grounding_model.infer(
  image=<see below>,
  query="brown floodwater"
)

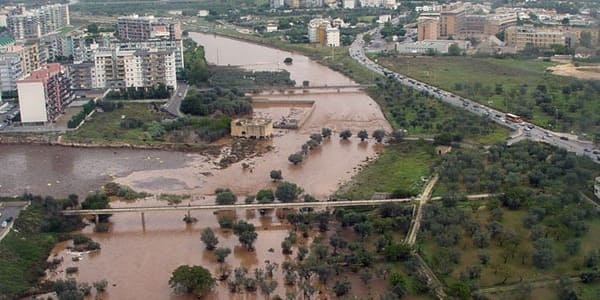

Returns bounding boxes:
[42,33,392,299]
[0,144,191,197]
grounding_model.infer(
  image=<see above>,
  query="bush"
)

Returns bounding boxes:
[256,189,275,204]
[215,188,237,205]
[93,223,110,233]
[67,100,95,128]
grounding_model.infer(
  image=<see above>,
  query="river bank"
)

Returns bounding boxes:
[3,31,394,299]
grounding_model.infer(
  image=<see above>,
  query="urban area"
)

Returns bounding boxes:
[0,0,600,299]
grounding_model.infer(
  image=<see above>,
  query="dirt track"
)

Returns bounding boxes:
[547,63,600,80]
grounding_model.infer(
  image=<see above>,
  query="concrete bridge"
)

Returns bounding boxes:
[61,193,497,227]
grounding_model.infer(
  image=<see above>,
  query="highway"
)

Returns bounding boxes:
[349,27,600,163]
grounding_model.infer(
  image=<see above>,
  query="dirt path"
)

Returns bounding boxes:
[547,63,600,80]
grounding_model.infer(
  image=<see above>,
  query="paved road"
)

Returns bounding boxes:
[0,203,27,242]
[164,82,189,117]
[349,29,600,163]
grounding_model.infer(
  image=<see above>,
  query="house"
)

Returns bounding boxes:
[231,118,273,139]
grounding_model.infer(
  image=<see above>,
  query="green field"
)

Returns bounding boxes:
[0,207,59,298]
[335,141,436,200]
[375,55,600,139]
[65,103,170,144]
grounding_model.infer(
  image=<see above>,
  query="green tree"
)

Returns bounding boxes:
[321,127,332,138]
[372,129,385,142]
[169,265,215,297]
[310,133,323,144]
[339,129,352,140]
[233,221,258,250]
[214,247,231,263]
[270,170,283,181]
[200,228,219,250]
[357,130,369,141]
[256,189,275,204]
[275,181,302,202]
[81,192,109,210]
[215,188,237,205]
[333,280,351,296]
[288,153,303,165]
[448,43,461,56]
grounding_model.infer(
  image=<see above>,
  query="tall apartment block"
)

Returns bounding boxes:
[117,15,181,41]
[7,4,70,40]
[17,63,72,123]
[91,48,177,90]
[0,43,41,93]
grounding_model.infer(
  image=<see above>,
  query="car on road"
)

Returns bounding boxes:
[560,136,569,141]
[177,92,183,97]
[1,221,7,228]
[584,148,591,152]
[593,150,600,155]
[546,132,553,137]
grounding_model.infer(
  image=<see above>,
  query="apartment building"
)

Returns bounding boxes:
[117,15,181,41]
[270,0,285,8]
[91,48,177,90]
[505,26,566,50]
[0,52,21,92]
[308,18,340,47]
[17,63,72,123]
[417,18,439,41]
[595,177,600,200]
[109,38,184,72]
[326,27,340,47]
[440,3,466,38]
[7,4,70,40]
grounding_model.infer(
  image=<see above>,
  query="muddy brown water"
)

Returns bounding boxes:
[35,33,392,299]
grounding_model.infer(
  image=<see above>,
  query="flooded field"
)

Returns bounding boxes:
[36,33,392,299]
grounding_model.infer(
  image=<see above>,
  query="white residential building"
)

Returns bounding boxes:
[343,0,355,9]
[360,0,384,7]
[7,4,70,40]
[91,48,177,90]
[270,0,285,8]
[326,27,340,47]
[0,52,22,92]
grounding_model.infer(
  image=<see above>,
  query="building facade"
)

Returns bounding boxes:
[7,4,70,40]
[505,26,566,50]
[0,52,22,92]
[595,177,600,200]
[91,48,177,90]
[231,118,273,139]
[418,18,439,41]
[440,3,466,38]
[17,63,72,123]
[117,15,181,41]
[308,18,340,47]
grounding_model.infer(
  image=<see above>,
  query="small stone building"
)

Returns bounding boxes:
[231,118,273,139]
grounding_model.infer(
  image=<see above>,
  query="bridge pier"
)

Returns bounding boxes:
[94,214,99,224]
[141,212,146,228]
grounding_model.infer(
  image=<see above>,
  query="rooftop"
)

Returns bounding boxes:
[233,118,272,127]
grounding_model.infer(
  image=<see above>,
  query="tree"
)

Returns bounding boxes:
[321,127,332,138]
[200,228,219,250]
[330,234,347,255]
[333,280,351,296]
[339,129,352,140]
[275,181,302,202]
[309,133,323,144]
[93,279,108,293]
[359,268,372,284]
[87,23,99,34]
[169,265,215,298]
[270,170,283,181]
[81,192,109,210]
[448,43,461,56]
[214,247,231,263]
[259,280,278,298]
[288,153,303,165]
[372,129,385,143]
[532,238,554,269]
[233,221,258,250]
[281,239,293,254]
[557,276,578,300]
[357,130,369,141]
[215,188,237,205]
[256,189,275,204]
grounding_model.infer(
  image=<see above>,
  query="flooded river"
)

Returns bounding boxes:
[35,33,391,298]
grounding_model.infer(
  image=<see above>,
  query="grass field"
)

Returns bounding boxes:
[65,103,169,144]
[375,55,600,138]
[0,207,58,298]
[335,141,436,200]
